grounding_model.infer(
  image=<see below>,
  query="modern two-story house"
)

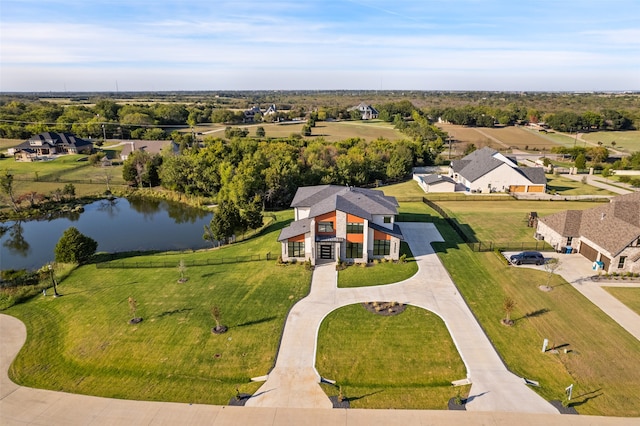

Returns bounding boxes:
[536,192,640,273]
[12,132,93,161]
[278,185,403,265]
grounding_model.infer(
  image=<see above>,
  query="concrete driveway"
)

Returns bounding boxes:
[247,223,558,413]
[506,252,640,341]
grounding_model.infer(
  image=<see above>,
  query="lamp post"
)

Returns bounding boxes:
[48,264,60,297]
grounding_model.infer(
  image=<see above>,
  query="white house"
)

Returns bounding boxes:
[348,102,379,120]
[278,185,403,265]
[449,147,546,193]
[120,140,178,161]
[414,174,459,193]
[536,192,640,274]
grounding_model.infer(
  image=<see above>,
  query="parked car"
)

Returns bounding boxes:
[510,251,545,265]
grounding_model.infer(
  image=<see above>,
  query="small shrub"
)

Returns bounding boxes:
[399,253,407,263]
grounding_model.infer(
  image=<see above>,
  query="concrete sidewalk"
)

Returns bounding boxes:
[248,223,558,414]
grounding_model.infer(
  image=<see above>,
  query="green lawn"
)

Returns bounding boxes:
[316,304,468,409]
[581,130,640,153]
[338,243,417,288]
[429,208,640,416]
[435,199,605,243]
[375,179,426,200]
[5,212,311,405]
[545,175,616,196]
[604,287,640,316]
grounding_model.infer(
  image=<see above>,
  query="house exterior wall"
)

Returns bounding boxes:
[612,246,640,274]
[296,207,310,220]
[536,221,566,251]
[472,164,533,193]
[370,214,394,229]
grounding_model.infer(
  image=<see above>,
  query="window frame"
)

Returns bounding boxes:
[618,256,626,269]
[346,242,363,258]
[373,239,391,256]
[318,221,334,233]
[288,241,305,257]
[346,222,364,234]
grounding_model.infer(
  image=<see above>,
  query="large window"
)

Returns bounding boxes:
[318,221,334,233]
[373,239,390,256]
[346,222,364,234]
[288,241,305,257]
[346,242,363,258]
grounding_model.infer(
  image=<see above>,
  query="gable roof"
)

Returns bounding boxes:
[540,192,640,256]
[451,146,545,185]
[18,132,93,150]
[291,185,398,221]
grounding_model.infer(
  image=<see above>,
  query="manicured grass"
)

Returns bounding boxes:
[545,175,616,196]
[316,304,468,409]
[375,179,426,200]
[604,287,640,316]
[428,206,640,416]
[435,199,605,243]
[581,130,640,153]
[5,214,311,405]
[337,243,417,288]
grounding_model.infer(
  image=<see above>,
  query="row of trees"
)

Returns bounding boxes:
[121,133,445,210]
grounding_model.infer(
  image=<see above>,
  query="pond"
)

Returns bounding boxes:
[0,198,213,271]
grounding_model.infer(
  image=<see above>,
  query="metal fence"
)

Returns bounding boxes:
[467,241,553,252]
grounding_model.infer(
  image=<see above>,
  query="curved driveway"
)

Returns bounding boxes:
[247,222,558,413]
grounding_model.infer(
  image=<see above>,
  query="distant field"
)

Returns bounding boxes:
[0,138,24,151]
[191,120,404,142]
[437,124,560,152]
[581,130,640,153]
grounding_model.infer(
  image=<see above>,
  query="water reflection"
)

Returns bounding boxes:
[0,198,213,271]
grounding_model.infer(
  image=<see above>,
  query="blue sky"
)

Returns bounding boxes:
[1,0,639,92]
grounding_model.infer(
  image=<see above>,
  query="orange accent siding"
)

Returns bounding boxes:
[347,234,363,243]
[346,214,364,223]
[527,186,545,193]
[289,234,305,243]
[510,185,526,192]
[316,211,336,234]
[374,230,391,240]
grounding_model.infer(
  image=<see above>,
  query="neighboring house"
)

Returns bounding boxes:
[536,192,640,273]
[414,173,459,193]
[263,104,278,116]
[12,132,93,161]
[348,102,379,120]
[278,185,403,265]
[449,147,546,193]
[243,106,262,122]
[120,140,178,161]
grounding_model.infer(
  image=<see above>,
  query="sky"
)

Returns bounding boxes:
[1,0,639,92]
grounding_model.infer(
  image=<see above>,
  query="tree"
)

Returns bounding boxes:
[574,153,587,170]
[54,227,98,264]
[242,195,264,230]
[204,202,242,245]
[255,126,265,138]
[0,170,18,212]
[544,258,560,288]
[63,183,76,199]
[128,297,142,323]
[177,259,188,283]
[211,305,227,334]
[502,297,516,326]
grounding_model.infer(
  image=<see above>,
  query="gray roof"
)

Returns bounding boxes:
[420,174,456,185]
[18,132,93,150]
[278,218,312,241]
[450,147,504,182]
[518,167,546,184]
[539,192,640,256]
[451,146,545,185]
[120,140,176,157]
[369,221,405,240]
[291,185,398,221]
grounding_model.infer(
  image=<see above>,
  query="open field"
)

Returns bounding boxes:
[581,130,640,153]
[316,304,467,409]
[604,287,640,316]
[436,123,560,152]
[0,138,24,150]
[4,212,312,405]
[425,203,640,416]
